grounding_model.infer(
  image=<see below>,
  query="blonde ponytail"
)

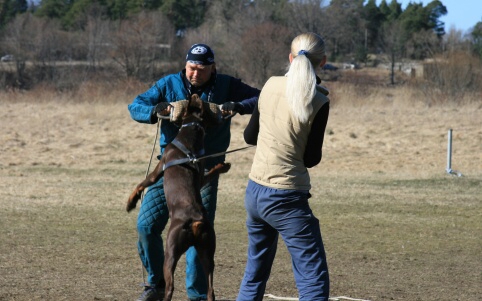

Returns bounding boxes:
[286,33,326,123]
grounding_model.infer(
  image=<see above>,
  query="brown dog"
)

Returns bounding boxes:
[127,94,230,301]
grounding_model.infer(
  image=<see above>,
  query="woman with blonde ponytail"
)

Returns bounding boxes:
[286,33,327,122]
[237,32,330,301]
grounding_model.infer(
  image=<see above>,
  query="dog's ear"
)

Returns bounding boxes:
[185,94,203,117]
[190,94,203,110]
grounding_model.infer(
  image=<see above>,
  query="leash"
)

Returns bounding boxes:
[137,118,161,287]
[162,144,255,172]
[160,121,255,172]
[145,120,161,179]
[196,145,254,161]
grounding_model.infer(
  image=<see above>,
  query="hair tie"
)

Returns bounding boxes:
[298,50,309,56]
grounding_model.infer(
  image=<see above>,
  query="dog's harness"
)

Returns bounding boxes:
[161,121,254,173]
[162,121,205,173]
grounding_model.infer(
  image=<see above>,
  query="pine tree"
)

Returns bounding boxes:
[472,21,482,59]
[0,0,28,27]
[35,0,70,19]
[363,0,384,51]
[161,0,207,31]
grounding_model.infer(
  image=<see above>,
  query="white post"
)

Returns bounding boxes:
[446,129,452,173]
[446,129,462,177]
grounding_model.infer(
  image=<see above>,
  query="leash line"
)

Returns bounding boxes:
[161,145,255,174]
[196,145,255,161]
[137,118,161,287]
[145,120,161,179]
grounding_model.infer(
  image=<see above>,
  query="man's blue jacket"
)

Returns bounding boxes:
[128,70,260,168]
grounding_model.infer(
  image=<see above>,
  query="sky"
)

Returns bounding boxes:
[382,0,482,33]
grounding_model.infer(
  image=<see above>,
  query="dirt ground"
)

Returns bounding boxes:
[0,90,481,301]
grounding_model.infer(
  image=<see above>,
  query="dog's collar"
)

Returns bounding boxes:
[180,121,202,129]
[171,139,205,159]
[162,138,205,172]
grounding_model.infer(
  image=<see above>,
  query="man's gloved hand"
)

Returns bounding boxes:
[154,102,171,118]
[169,100,189,123]
[221,102,243,115]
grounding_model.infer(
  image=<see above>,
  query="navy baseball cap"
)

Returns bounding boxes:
[186,43,215,65]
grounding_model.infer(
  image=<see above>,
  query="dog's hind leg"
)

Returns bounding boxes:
[163,222,189,301]
[194,228,216,301]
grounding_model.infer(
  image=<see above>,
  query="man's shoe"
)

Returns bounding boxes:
[137,286,161,301]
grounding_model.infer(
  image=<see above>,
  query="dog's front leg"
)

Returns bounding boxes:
[202,162,231,187]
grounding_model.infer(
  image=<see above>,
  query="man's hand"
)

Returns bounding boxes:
[154,102,171,118]
[221,102,243,116]
[169,100,189,123]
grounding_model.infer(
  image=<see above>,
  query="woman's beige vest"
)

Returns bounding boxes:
[249,76,329,190]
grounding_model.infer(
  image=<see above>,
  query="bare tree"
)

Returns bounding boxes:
[287,0,329,35]
[109,11,174,79]
[240,22,292,87]
[324,0,365,61]
[181,0,284,83]
[379,20,404,85]
[2,13,38,88]
[421,51,482,104]
[84,3,109,70]
[443,26,471,54]
[2,13,97,90]
[405,29,442,60]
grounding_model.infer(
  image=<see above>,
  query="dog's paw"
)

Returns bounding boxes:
[214,162,231,174]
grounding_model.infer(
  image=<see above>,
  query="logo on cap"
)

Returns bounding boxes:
[191,46,208,55]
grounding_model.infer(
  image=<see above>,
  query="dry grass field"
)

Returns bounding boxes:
[0,77,481,301]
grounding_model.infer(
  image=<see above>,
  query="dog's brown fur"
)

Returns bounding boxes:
[126,94,230,301]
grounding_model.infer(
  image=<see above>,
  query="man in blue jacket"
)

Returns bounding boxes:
[128,43,260,301]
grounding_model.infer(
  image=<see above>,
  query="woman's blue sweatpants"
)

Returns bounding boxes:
[237,180,330,301]
[136,174,218,301]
